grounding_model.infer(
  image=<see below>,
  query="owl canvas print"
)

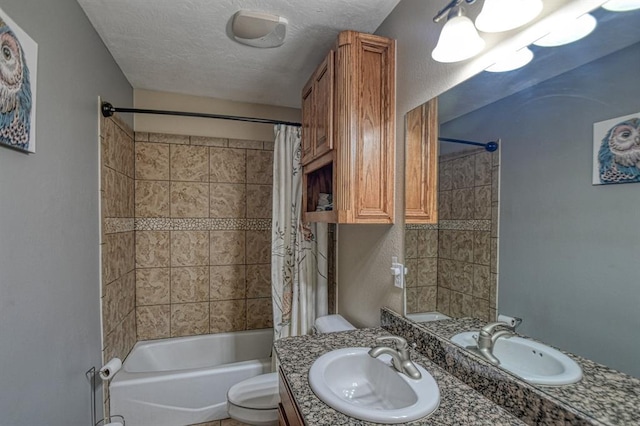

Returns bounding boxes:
[0,7,37,154]
[593,112,640,185]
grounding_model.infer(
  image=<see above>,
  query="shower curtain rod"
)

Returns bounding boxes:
[101,102,302,127]
[439,137,499,152]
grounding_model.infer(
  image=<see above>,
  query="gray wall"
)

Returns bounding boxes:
[0,1,132,424]
[441,42,640,377]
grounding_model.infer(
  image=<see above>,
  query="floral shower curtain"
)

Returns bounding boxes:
[271,124,328,340]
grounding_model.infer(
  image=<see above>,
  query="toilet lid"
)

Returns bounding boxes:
[227,372,280,410]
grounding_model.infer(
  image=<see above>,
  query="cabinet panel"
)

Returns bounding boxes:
[301,82,314,165]
[279,370,304,426]
[405,99,438,223]
[313,51,334,159]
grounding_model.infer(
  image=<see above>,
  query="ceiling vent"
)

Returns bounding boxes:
[231,10,288,48]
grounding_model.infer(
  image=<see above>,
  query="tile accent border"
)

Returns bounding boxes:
[135,218,271,231]
[104,218,135,234]
[406,219,491,231]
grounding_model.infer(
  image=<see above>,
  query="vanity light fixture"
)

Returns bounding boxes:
[533,13,597,47]
[485,47,534,72]
[475,0,543,33]
[601,0,640,11]
[432,3,485,63]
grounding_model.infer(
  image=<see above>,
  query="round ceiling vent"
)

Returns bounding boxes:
[231,10,288,48]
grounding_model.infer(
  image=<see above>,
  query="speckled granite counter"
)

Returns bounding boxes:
[381,309,640,426]
[274,327,526,426]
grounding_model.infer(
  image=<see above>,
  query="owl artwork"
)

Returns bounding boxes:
[0,16,32,151]
[597,118,640,184]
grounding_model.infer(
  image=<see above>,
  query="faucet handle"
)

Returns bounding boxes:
[375,335,409,350]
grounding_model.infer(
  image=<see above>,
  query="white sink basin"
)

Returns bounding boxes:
[308,347,439,423]
[451,331,582,386]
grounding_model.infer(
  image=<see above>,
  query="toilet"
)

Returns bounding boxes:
[227,314,356,426]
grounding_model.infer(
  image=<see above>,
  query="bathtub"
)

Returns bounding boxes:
[110,328,273,426]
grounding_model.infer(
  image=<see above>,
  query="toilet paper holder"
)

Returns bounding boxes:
[86,366,126,426]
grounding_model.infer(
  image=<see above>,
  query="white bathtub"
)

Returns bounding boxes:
[110,328,273,426]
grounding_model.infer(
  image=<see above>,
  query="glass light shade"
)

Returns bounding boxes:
[432,15,486,63]
[602,0,640,11]
[485,47,534,72]
[533,13,597,47]
[475,0,543,33]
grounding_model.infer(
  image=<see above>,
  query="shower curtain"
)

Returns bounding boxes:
[271,124,328,340]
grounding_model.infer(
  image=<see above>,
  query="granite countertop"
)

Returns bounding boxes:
[273,327,526,426]
[414,317,640,426]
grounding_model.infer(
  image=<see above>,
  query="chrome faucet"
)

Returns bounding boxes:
[476,321,516,365]
[368,336,422,380]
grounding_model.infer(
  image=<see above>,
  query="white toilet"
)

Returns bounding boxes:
[226,314,356,426]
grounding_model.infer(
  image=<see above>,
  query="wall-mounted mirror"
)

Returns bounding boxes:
[403,5,640,380]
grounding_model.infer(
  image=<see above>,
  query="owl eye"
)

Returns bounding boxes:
[619,130,631,139]
[2,45,12,61]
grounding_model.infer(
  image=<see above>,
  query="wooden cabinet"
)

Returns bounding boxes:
[405,99,438,224]
[302,31,395,224]
[278,369,304,426]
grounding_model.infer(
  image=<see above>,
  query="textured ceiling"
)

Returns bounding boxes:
[77,0,401,108]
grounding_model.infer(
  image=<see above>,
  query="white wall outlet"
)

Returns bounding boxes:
[390,256,404,288]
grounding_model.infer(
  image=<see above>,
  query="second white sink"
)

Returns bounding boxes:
[451,331,582,386]
[308,347,439,423]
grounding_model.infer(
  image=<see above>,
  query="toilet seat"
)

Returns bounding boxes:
[227,372,279,426]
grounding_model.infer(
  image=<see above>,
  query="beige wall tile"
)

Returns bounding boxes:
[135,142,170,181]
[122,310,137,357]
[451,261,473,295]
[439,160,452,191]
[473,231,491,266]
[491,205,499,238]
[135,132,149,142]
[210,265,246,300]
[246,150,273,184]
[491,166,500,203]
[171,145,209,182]
[405,230,418,259]
[171,182,210,218]
[125,176,135,218]
[246,185,272,219]
[451,231,473,263]
[491,237,498,274]
[102,232,135,285]
[436,287,450,316]
[417,258,437,287]
[451,188,474,220]
[451,155,475,189]
[210,300,246,333]
[135,180,170,217]
[418,229,438,258]
[490,273,498,308]
[102,166,118,218]
[103,278,121,335]
[438,190,452,220]
[450,291,464,317]
[137,305,170,340]
[210,148,246,183]
[416,286,437,312]
[136,231,170,268]
[474,185,491,220]
[120,270,136,320]
[438,230,452,259]
[171,267,210,303]
[136,268,170,306]
[229,139,263,150]
[210,231,245,265]
[262,141,274,151]
[473,265,490,300]
[246,298,273,330]
[149,132,189,144]
[473,297,490,321]
[405,288,418,313]
[171,302,210,337]
[405,259,417,288]
[210,183,246,218]
[171,231,210,266]
[437,259,453,289]
[246,264,270,298]
[474,151,492,186]
[246,231,271,264]
[190,136,228,147]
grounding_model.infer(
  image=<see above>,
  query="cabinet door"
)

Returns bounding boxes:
[405,99,438,223]
[313,51,334,159]
[301,80,315,165]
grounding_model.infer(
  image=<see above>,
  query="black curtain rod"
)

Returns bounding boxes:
[101,102,302,127]
[439,137,499,152]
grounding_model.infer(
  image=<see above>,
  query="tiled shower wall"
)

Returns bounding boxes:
[405,148,500,321]
[133,133,275,339]
[100,115,137,364]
